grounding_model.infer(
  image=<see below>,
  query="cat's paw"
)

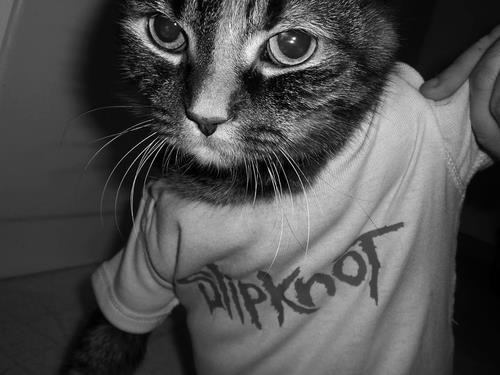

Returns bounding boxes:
[62,310,150,375]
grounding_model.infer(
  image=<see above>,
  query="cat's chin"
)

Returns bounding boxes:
[182,134,239,169]
[190,144,233,168]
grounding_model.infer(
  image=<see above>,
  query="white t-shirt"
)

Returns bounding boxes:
[92,63,492,375]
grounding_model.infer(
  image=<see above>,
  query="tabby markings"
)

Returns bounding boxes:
[178,222,404,329]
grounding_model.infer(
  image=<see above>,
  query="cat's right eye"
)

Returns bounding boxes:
[147,14,187,52]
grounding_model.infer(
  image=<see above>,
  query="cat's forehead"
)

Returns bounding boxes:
[135,0,342,29]
[179,0,283,28]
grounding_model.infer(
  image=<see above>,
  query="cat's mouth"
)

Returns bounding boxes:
[182,118,242,167]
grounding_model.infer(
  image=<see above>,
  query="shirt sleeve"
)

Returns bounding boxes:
[92,187,180,334]
[429,80,493,189]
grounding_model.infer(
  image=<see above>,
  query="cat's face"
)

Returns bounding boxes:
[121,0,396,199]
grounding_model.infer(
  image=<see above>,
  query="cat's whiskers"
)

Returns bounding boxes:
[73,105,152,122]
[85,119,155,171]
[128,137,167,223]
[99,131,159,229]
[91,121,153,143]
[273,154,296,252]
[71,120,154,223]
[114,136,162,230]
[229,164,238,196]
[279,142,324,215]
[174,146,182,169]
[142,137,168,196]
[242,157,251,201]
[271,150,295,211]
[180,153,197,177]
[276,147,311,258]
[62,104,154,146]
[270,150,307,251]
[162,144,178,173]
[250,157,260,206]
[263,155,285,270]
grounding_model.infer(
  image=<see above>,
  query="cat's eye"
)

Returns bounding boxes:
[148,14,187,52]
[267,30,317,66]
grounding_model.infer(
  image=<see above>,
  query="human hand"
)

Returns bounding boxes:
[420,25,500,160]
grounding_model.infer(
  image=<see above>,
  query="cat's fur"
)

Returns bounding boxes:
[64,0,397,373]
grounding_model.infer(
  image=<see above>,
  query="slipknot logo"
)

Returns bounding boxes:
[178,223,404,329]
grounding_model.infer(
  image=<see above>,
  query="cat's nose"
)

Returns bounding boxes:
[186,109,228,137]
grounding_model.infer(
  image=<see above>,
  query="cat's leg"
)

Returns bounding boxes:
[62,309,150,375]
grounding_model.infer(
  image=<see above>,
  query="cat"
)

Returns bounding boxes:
[64,0,403,374]
[115,0,397,205]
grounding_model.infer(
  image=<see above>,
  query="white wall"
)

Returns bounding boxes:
[0,0,132,277]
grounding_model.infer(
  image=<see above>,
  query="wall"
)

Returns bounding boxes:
[0,1,16,52]
[0,0,135,278]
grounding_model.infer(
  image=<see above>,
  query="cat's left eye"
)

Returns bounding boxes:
[267,30,317,67]
[148,14,187,52]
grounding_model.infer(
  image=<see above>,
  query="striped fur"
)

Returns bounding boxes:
[120,0,397,205]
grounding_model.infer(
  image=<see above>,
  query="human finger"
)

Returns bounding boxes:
[490,60,500,125]
[469,37,500,159]
[420,24,500,101]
